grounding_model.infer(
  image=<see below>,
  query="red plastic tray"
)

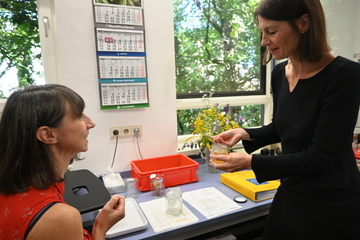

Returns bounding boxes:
[131,154,199,191]
[354,148,360,159]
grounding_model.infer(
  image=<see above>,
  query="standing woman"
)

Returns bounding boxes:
[210,0,360,239]
[0,84,125,240]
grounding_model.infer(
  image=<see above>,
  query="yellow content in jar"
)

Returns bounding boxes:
[211,143,229,164]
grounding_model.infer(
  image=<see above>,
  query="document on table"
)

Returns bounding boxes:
[182,187,242,219]
[139,198,199,233]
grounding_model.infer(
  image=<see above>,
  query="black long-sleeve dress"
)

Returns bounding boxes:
[243,56,360,240]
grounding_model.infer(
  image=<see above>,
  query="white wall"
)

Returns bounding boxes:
[37,0,177,176]
[321,0,360,126]
[358,2,360,55]
[322,0,360,60]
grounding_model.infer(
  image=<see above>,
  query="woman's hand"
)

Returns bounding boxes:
[92,195,126,240]
[212,128,251,147]
[209,152,252,172]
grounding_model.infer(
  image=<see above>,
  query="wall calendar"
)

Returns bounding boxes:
[93,0,149,110]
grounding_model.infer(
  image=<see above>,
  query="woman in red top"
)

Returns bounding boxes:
[0,84,125,240]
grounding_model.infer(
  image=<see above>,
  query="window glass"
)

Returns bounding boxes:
[0,0,43,98]
[173,0,263,98]
[174,0,265,144]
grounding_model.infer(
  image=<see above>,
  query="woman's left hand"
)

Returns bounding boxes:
[209,152,252,172]
[92,195,126,239]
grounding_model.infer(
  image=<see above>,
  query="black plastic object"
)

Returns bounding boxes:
[64,169,111,214]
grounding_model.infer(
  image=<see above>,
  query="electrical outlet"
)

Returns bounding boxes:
[109,125,142,139]
[109,127,121,139]
[121,125,142,138]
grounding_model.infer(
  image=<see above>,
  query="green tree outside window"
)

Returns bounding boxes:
[0,0,41,98]
[174,0,261,96]
[174,0,263,136]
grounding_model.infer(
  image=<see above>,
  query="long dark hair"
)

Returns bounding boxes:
[0,84,85,195]
[254,0,331,64]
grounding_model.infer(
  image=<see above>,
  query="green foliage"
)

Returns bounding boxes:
[0,0,40,96]
[178,104,261,136]
[173,0,261,95]
[175,0,263,137]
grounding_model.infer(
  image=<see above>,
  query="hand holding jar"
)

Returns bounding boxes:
[211,143,229,163]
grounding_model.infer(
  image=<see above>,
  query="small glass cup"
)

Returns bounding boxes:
[150,174,165,197]
[211,143,229,163]
[353,134,359,150]
[165,187,182,215]
[124,178,139,198]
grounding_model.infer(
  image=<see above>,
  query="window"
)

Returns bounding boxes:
[174,0,272,154]
[0,0,44,99]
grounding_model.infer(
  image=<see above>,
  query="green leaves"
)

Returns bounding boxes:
[0,0,40,95]
[174,0,261,95]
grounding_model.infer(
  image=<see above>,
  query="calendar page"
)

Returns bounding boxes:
[100,81,148,110]
[94,5,143,26]
[93,0,142,8]
[96,28,145,52]
[98,56,146,79]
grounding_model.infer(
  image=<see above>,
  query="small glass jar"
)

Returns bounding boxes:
[150,174,165,197]
[211,143,229,163]
[165,187,183,215]
[124,178,139,198]
[353,134,359,150]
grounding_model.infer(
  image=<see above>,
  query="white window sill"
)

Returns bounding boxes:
[177,134,244,156]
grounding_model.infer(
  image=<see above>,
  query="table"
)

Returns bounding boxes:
[82,163,272,240]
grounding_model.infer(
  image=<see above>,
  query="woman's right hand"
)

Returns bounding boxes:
[212,128,251,147]
[92,195,126,240]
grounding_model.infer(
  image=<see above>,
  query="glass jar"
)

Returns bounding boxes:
[165,187,182,215]
[150,174,165,197]
[124,178,139,198]
[211,143,229,163]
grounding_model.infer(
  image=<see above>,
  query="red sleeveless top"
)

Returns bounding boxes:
[0,182,91,240]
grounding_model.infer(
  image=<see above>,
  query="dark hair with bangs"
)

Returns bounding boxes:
[0,84,85,195]
[254,0,331,64]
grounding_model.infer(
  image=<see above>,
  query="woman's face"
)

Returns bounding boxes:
[54,104,96,157]
[258,16,301,60]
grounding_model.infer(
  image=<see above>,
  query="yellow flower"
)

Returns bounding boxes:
[183,104,240,154]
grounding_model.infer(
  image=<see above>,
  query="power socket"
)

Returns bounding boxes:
[109,125,142,139]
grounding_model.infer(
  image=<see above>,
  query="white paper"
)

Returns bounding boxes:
[182,187,242,219]
[139,198,199,233]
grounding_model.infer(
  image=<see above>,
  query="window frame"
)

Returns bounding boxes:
[0,99,5,118]
[175,27,274,155]
[173,0,274,154]
[176,62,274,155]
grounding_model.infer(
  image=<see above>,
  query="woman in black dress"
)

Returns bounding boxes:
[210,0,360,239]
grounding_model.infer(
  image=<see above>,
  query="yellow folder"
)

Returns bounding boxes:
[220,170,280,202]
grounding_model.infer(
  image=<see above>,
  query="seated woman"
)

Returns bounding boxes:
[0,84,125,240]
